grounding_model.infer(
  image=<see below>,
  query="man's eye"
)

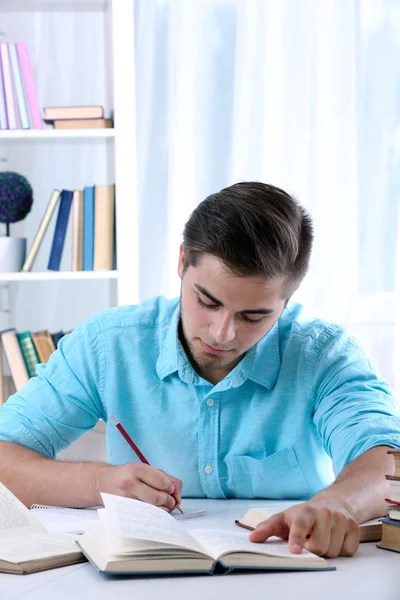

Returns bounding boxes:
[241,315,265,324]
[197,297,218,309]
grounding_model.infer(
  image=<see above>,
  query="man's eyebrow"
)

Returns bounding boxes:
[193,284,274,315]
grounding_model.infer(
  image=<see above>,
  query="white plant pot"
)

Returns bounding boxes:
[0,237,27,272]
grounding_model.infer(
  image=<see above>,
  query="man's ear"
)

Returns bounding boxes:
[177,244,185,279]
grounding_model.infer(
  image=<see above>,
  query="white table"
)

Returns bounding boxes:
[1,499,398,600]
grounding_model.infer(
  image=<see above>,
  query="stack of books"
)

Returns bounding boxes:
[0,328,67,403]
[22,185,115,273]
[43,106,112,129]
[0,41,42,130]
[377,449,400,553]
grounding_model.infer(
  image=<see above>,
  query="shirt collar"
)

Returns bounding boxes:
[156,302,281,389]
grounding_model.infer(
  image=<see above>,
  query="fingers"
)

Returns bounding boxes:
[132,479,177,509]
[340,521,360,557]
[286,511,314,553]
[124,463,177,509]
[249,513,290,544]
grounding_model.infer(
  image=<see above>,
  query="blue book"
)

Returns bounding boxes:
[51,330,64,348]
[47,190,73,271]
[83,186,95,271]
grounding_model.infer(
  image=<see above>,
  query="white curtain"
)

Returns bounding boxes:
[135,0,400,395]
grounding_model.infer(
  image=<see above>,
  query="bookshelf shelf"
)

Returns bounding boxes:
[0,271,118,282]
[0,129,115,140]
[1,0,106,11]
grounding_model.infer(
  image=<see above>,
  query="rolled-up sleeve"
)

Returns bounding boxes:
[312,329,400,476]
[0,316,105,458]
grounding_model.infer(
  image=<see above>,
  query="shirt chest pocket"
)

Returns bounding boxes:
[225,445,311,500]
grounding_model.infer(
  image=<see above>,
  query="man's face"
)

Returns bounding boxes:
[177,247,289,384]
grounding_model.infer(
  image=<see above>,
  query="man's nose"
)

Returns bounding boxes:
[209,314,236,344]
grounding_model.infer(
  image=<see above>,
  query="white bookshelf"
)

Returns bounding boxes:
[0,0,138,314]
[0,129,115,140]
[0,271,118,282]
[0,0,138,403]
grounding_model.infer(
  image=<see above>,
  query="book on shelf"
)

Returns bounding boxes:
[0,41,42,130]
[16,41,43,129]
[0,328,29,391]
[0,42,17,129]
[8,42,30,129]
[43,105,104,121]
[22,183,115,274]
[94,185,115,271]
[77,493,334,576]
[71,190,84,271]
[0,53,7,129]
[0,483,85,575]
[235,507,383,543]
[31,330,56,364]
[22,189,61,272]
[47,189,73,271]
[51,330,65,349]
[53,118,112,129]
[83,186,95,271]
[16,331,39,378]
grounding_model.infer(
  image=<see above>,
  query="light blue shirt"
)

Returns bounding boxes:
[0,296,399,499]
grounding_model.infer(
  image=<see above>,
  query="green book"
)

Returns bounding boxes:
[16,332,39,378]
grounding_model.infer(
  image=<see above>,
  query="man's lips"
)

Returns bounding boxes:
[199,339,233,356]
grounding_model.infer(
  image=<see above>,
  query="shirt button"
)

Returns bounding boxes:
[204,465,213,474]
[206,398,214,407]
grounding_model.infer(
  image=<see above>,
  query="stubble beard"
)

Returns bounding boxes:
[179,310,241,373]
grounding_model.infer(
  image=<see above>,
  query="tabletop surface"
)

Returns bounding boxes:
[1,498,398,600]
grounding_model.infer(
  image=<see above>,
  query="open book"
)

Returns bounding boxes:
[0,483,85,574]
[235,508,383,543]
[78,493,334,575]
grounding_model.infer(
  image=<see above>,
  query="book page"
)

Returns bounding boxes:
[101,493,205,554]
[190,528,320,562]
[0,483,44,537]
[97,509,183,555]
[0,532,80,562]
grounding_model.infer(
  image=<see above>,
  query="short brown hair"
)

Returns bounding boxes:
[182,181,313,297]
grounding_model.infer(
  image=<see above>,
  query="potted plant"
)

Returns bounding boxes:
[0,171,33,272]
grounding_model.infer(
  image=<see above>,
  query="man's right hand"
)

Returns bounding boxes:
[97,462,183,511]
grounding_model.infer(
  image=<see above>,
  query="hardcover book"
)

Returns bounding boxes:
[377,518,400,554]
[16,41,43,129]
[16,331,39,378]
[43,105,104,121]
[387,449,400,478]
[53,118,112,129]
[0,55,8,129]
[93,185,115,271]
[0,483,84,574]
[77,494,333,576]
[0,328,29,391]
[48,189,73,271]
[8,42,30,129]
[83,186,95,271]
[22,189,61,272]
[0,42,17,129]
[71,190,84,271]
[31,330,56,364]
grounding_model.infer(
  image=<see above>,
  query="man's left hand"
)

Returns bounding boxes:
[248,497,360,557]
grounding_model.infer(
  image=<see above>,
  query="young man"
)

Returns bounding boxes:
[0,182,399,558]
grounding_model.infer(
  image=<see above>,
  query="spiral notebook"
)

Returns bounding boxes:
[30,504,204,534]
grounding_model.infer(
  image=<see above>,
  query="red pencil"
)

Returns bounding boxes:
[110,414,183,514]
